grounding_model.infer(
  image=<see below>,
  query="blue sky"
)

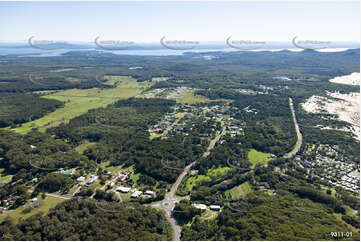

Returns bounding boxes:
[0,1,359,42]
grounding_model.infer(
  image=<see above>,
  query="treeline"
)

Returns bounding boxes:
[0,199,171,240]
[1,49,359,93]
[0,93,63,128]
[290,186,345,213]
[0,130,90,174]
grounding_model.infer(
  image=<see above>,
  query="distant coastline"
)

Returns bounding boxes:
[0,42,359,57]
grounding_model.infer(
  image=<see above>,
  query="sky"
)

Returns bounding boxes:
[0,1,359,43]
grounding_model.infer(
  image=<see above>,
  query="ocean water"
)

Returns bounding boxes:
[0,43,359,57]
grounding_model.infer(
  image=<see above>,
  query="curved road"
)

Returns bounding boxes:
[152,127,226,241]
[284,98,302,159]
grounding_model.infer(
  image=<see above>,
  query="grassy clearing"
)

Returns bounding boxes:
[49,68,74,73]
[177,91,212,104]
[100,161,123,174]
[67,185,80,196]
[75,141,97,154]
[184,166,231,193]
[225,181,252,200]
[89,182,101,191]
[0,195,66,224]
[132,173,140,184]
[248,149,273,168]
[149,133,162,140]
[13,76,151,134]
[151,77,169,82]
[0,168,13,183]
[200,209,218,221]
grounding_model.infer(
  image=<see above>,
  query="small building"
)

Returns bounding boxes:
[131,190,143,198]
[193,203,207,210]
[190,170,199,176]
[118,175,127,182]
[144,190,154,196]
[86,176,98,186]
[210,205,221,211]
[77,176,86,182]
[116,186,131,193]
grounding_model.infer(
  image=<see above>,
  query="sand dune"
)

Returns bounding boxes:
[329,72,360,86]
[302,91,360,140]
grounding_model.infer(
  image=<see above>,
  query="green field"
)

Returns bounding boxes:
[177,91,212,104]
[184,167,231,193]
[0,195,66,223]
[0,168,13,183]
[176,90,232,105]
[151,77,169,82]
[225,181,252,200]
[248,149,273,168]
[13,76,151,134]
[75,141,97,154]
[100,161,124,174]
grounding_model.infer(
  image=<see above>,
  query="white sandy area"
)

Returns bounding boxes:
[329,72,360,86]
[302,91,360,140]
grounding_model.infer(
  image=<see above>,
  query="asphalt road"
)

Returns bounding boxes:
[284,98,303,159]
[152,127,226,241]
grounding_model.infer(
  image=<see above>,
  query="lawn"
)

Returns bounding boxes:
[89,182,102,191]
[184,166,231,193]
[13,76,151,134]
[248,149,273,168]
[0,195,66,224]
[67,184,80,196]
[0,168,12,183]
[225,181,252,200]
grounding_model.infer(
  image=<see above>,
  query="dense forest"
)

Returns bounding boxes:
[0,199,171,240]
[0,93,63,128]
[181,192,358,241]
